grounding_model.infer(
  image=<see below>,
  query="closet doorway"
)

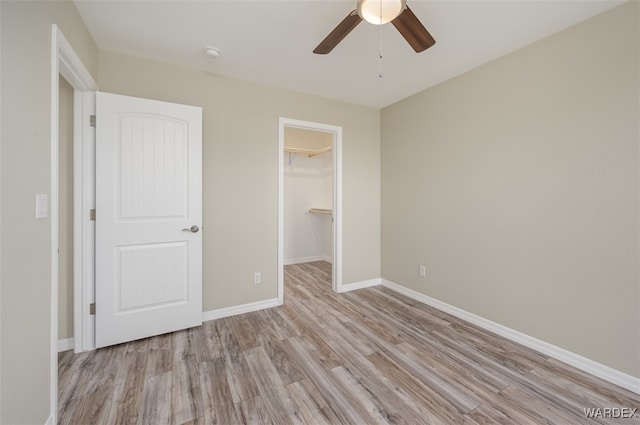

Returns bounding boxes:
[278,118,343,303]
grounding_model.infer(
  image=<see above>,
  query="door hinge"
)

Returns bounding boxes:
[89,209,96,221]
[89,303,96,315]
[90,115,96,128]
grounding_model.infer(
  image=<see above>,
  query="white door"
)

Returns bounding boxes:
[95,92,202,348]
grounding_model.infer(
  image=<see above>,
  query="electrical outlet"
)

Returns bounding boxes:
[35,194,48,219]
[253,272,261,284]
[419,265,426,278]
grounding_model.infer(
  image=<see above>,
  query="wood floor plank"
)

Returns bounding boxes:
[543,357,640,407]
[364,350,469,424]
[328,294,404,345]
[262,334,306,386]
[172,330,204,424]
[340,317,483,415]
[285,380,333,425]
[144,332,172,378]
[468,403,528,425]
[201,320,224,361]
[105,339,150,425]
[60,383,114,425]
[64,343,123,401]
[394,341,491,410]
[257,307,301,341]
[396,324,515,392]
[137,371,172,425]
[234,396,273,425]
[329,365,401,425]
[243,345,299,424]
[215,317,261,404]
[59,261,640,425]
[354,288,453,332]
[199,357,240,424]
[286,294,374,359]
[501,383,600,425]
[279,303,343,371]
[283,336,369,425]
[231,312,264,352]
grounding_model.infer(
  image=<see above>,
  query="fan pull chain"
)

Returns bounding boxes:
[378,0,384,78]
[378,25,384,79]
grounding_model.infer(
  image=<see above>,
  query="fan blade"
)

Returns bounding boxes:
[391,6,436,53]
[313,10,362,54]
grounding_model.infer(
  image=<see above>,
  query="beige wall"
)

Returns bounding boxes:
[0,1,98,423]
[381,2,639,378]
[97,52,381,311]
[58,76,74,340]
[284,127,333,150]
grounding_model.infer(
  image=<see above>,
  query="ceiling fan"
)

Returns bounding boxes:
[313,0,436,54]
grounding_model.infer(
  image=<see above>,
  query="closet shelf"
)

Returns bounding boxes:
[284,146,332,158]
[307,208,333,215]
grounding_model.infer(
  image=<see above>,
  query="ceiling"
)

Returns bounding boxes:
[74,0,624,109]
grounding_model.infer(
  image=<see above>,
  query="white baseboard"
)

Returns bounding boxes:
[57,337,74,352]
[338,277,381,293]
[202,298,281,322]
[284,256,334,266]
[284,256,323,265]
[45,413,55,425]
[381,279,640,395]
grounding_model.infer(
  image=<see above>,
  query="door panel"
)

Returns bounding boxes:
[119,115,187,219]
[96,92,202,348]
[117,242,188,311]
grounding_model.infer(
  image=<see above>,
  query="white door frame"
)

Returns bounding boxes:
[278,117,343,301]
[73,90,96,353]
[50,25,98,425]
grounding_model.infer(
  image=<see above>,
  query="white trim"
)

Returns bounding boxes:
[57,338,75,352]
[45,414,55,425]
[381,279,640,395]
[278,117,343,300]
[57,33,96,92]
[202,298,280,322]
[278,121,284,304]
[284,256,323,266]
[73,91,96,353]
[332,125,343,292]
[51,24,98,425]
[337,278,381,293]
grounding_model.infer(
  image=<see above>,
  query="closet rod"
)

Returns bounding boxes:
[307,208,333,215]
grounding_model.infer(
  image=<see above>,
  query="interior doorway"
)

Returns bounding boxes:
[278,118,343,303]
[284,127,333,266]
[51,24,99,424]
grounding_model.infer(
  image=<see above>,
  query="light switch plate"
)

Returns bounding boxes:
[35,194,48,219]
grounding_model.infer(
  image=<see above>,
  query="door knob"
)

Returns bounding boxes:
[182,225,200,233]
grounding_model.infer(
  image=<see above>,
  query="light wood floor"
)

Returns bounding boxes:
[59,261,639,424]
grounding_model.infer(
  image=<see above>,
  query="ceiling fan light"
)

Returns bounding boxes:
[357,0,406,25]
